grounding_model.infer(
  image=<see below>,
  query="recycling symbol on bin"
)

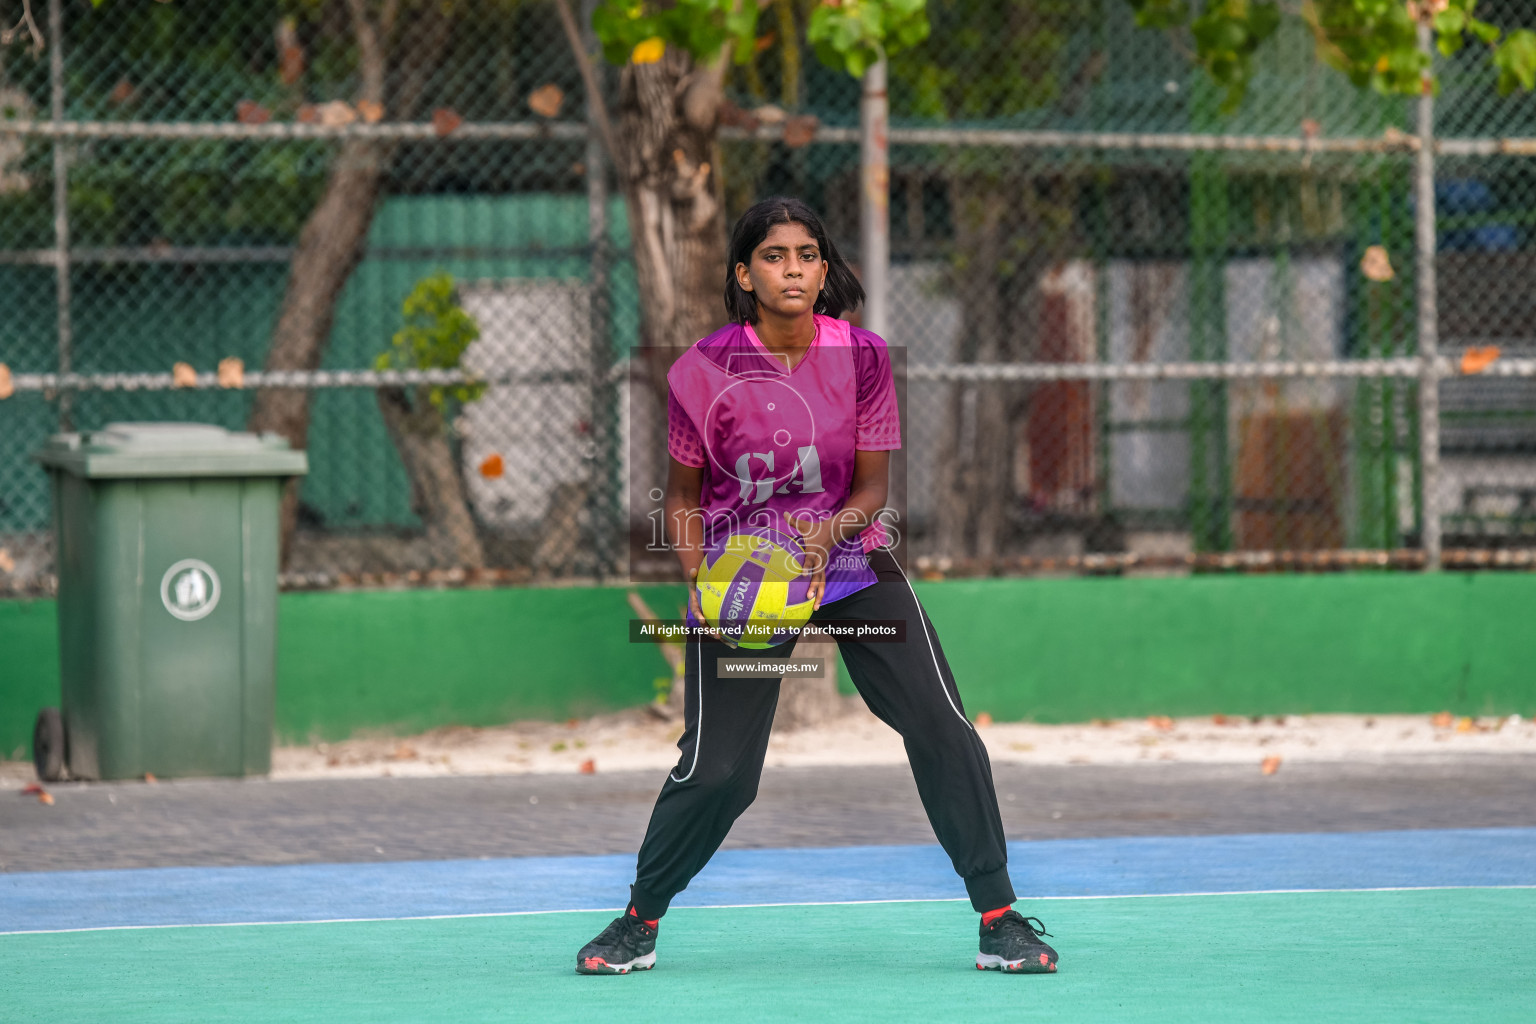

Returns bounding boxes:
[160,559,221,622]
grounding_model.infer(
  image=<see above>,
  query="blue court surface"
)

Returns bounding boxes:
[2,828,1533,1022]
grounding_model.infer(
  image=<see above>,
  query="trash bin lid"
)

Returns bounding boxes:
[35,422,309,479]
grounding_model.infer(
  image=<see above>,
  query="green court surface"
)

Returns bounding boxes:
[4,889,1532,1023]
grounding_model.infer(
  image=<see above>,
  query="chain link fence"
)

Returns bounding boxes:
[3,0,1536,597]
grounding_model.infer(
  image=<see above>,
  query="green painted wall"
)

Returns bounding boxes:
[273,583,679,744]
[5,573,1536,759]
[920,573,1536,722]
[0,599,62,761]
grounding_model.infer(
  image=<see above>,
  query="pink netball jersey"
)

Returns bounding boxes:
[667,313,902,606]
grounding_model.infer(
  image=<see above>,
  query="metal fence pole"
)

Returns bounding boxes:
[580,0,615,581]
[1415,21,1442,570]
[859,56,889,338]
[48,0,72,430]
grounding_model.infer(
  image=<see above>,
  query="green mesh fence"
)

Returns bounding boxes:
[2,0,1534,593]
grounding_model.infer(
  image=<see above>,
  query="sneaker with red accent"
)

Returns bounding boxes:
[977,910,1058,974]
[576,914,657,975]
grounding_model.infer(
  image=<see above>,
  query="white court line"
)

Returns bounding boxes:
[3,885,1534,938]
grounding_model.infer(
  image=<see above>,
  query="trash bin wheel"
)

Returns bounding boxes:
[33,708,65,782]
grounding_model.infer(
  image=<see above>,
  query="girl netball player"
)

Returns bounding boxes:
[576,197,1058,976]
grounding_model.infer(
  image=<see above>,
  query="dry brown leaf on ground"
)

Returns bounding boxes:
[527,84,564,118]
[356,99,384,124]
[1431,711,1454,728]
[143,772,157,784]
[1147,715,1175,731]
[388,743,418,761]
[172,362,197,388]
[1261,756,1282,775]
[236,99,270,125]
[717,100,760,131]
[217,357,245,389]
[478,453,504,478]
[974,712,993,727]
[432,108,463,136]
[1456,717,1474,733]
[579,759,596,774]
[21,783,42,795]
[1360,244,1394,282]
[1460,346,1501,374]
[316,100,356,127]
[783,115,819,148]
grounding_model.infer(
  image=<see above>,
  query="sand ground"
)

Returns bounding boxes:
[262,704,1536,781]
[5,703,1531,789]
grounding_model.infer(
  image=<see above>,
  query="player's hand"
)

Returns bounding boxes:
[687,565,729,646]
[789,516,833,611]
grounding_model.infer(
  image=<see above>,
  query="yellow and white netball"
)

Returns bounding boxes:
[696,527,816,649]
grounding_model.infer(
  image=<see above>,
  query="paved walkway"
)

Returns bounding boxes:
[6,756,1536,872]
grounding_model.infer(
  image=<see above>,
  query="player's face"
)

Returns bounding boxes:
[736,222,827,321]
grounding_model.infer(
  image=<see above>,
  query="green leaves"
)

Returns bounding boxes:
[589,0,931,80]
[590,0,762,67]
[1308,0,1425,94]
[1128,0,1281,111]
[1191,1,1280,111]
[375,273,484,410]
[1129,0,1191,32]
[1129,0,1536,109]
[808,0,931,79]
[1494,29,1536,94]
[887,0,1072,121]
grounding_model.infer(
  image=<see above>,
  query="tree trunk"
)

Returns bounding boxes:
[610,49,731,399]
[252,136,388,552]
[376,386,486,569]
[248,0,452,560]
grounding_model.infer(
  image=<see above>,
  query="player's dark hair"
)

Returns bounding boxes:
[724,197,864,324]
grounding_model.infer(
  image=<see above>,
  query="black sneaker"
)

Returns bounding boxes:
[576,913,657,975]
[977,910,1058,973]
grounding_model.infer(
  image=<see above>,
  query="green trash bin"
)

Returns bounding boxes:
[33,422,307,781]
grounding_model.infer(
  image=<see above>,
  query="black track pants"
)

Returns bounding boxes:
[628,547,1016,920]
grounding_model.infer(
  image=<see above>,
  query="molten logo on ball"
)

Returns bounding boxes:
[697,527,815,649]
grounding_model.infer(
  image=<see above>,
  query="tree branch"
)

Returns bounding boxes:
[344,0,387,103]
[391,1,454,122]
[0,0,44,56]
[553,0,618,161]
